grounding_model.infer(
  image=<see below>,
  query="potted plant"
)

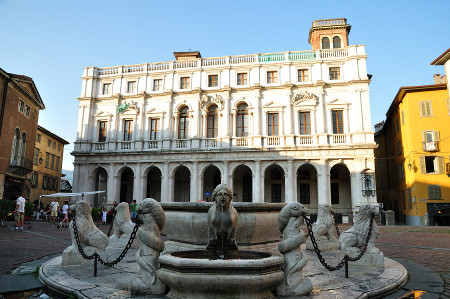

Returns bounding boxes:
[24,201,34,221]
[0,199,15,222]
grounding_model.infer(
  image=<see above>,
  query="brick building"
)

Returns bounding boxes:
[0,68,45,201]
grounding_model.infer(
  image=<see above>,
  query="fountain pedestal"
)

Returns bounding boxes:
[158,250,284,299]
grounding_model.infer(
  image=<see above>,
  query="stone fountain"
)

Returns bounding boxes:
[158,184,284,298]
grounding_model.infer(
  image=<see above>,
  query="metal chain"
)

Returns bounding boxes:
[107,208,116,237]
[303,212,376,271]
[304,214,347,271]
[331,211,340,236]
[71,211,141,267]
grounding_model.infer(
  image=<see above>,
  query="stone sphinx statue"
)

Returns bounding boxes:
[338,204,383,268]
[62,200,109,266]
[106,202,139,252]
[206,184,238,259]
[131,198,166,295]
[276,202,312,296]
[306,203,339,251]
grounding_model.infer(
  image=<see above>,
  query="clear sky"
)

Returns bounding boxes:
[1,0,449,170]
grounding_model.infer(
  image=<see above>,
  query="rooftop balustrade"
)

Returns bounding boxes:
[96,48,356,77]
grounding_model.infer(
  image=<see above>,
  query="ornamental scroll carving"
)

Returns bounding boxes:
[199,94,225,110]
[291,91,317,106]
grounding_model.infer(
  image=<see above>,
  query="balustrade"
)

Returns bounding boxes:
[148,62,170,71]
[176,139,188,149]
[330,134,347,144]
[174,60,198,69]
[201,57,227,67]
[148,140,160,149]
[229,55,256,64]
[119,141,133,150]
[234,137,249,147]
[204,138,219,148]
[266,136,280,146]
[94,143,106,151]
[123,64,144,73]
[297,135,314,145]
[319,49,348,59]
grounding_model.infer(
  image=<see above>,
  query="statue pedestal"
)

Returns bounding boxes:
[339,251,385,269]
[306,239,339,251]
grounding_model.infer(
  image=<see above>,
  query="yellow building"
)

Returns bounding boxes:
[30,126,69,208]
[375,49,450,226]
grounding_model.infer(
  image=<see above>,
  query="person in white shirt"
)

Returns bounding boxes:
[60,201,69,227]
[12,194,26,231]
[50,199,59,224]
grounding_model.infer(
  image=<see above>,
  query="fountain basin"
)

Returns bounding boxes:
[158,250,284,299]
[161,202,284,253]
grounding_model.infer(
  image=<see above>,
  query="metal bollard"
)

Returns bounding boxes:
[345,259,348,278]
[94,256,98,277]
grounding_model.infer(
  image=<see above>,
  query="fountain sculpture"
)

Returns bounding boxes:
[306,203,339,251]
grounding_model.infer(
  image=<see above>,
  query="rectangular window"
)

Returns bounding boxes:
[45,152,50,169]
[18,99,24,113]
[419,101,433,117]
[425,156,436,173]
[332,110,344,134]
[267,113,279,136]
[331,183,339,204]
[48,139,51,147]
[123,120,133,141]
[53,142,56,149]
[237,73,247,85]
[50,154,55,170]
[428,185,441,200]
[127,81,136,93]
[58,144,61,152]
[329,67,341,80]
[299,112,311,135]
[31,172,38,188]
[153,79,162,91]
[180,77,190,89]
[423,130,439,151]
[25,105,30,117]
[298,69,309,82]
[33,148,40,165]
[98,121,107,142]
[398,163,404,181]
[267,71,278,83]
[42,176,47,190]
[36,134,41,143]
[150,118,160,140]
[397,140,402,155]
[407,189,412,209]
[208,75,218,87]
[102,83,111,95]
[56,156,60,171]
[207,112,218,138]
[299,183,310,204]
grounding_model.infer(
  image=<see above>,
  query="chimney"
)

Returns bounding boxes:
[433,74,446,84]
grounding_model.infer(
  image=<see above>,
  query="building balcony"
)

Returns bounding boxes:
[423,141,439,152]
[8,156,33,176]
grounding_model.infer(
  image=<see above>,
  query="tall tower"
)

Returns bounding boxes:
[308,18,351,50]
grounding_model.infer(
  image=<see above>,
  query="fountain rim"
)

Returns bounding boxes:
[160,202,286,212]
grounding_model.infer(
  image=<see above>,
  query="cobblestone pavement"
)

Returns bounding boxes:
[0,221,449,298]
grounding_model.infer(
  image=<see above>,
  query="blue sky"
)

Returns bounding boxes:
[1,0,449,170]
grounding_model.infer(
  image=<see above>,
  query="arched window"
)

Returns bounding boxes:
[178,106,189,139]
[10,129,20,164]
[236,103,249,137]
[333,36,341,49]
[321,37,330,49]
[207,105,218,138]
[19,132,27,159]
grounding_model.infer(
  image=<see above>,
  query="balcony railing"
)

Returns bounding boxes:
[266,136,280,146]
[423,141,439,152]
[329,134,348,144]
[296,135,314,145]
[204,138,219,148]
[9,156,33,176]
[175,139,189,149]
[233,137,250,147]
[96,49,351,76]
[148,140,160,149]
[94,142,106,151]
[119,141,133,150]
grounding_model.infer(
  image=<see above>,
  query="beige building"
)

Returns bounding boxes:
[30,126,69,207]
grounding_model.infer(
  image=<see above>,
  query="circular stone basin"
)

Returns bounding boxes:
[158,250,284,299]
[161,202,284,252]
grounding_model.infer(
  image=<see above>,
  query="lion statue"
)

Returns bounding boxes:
[339,204,380,255]
[107,202,140,250]
[276,202,312,296]
[62,200,109,266]
[312,204,337,241]
[131,198,166,295]
[206,184,238,256]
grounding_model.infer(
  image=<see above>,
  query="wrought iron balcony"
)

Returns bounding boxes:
[8,156,33,176]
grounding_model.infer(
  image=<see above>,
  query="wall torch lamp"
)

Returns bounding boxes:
[407,158,414,171]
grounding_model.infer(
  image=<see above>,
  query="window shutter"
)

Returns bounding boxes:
[428,185,433,199]
[420,102,425,117]
[419,156,426,174]
[438,156,445,174]
[434,131,440,142]
[422,131,427,143]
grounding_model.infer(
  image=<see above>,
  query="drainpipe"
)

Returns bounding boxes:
[0,77,10,137]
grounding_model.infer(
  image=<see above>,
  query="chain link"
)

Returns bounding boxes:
[330,211,340,236]
[303,212,375,271]
[71,210,141,267]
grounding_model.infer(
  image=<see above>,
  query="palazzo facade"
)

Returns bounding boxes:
[72,18,377,221]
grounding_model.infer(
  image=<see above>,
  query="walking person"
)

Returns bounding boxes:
[102,208,107,225]
[12,194,26,231]
[130,200,137,223]
[50,198,59,224]
[59,201,69,228]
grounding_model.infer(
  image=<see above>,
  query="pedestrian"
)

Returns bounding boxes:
[12,194,26,231]
[60,201,69,227]
[102,208,107,225]
[130,200,137,223]
[50,198,59,224]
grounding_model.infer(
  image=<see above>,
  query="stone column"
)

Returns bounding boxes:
[133,163,142,201]
[107,164,115,204]
[161,162,169,202]
[286,160,295,203]
[318,159,330,205]
[223,161,230,185]
[253,160,262,203]
[191,162,199,202]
